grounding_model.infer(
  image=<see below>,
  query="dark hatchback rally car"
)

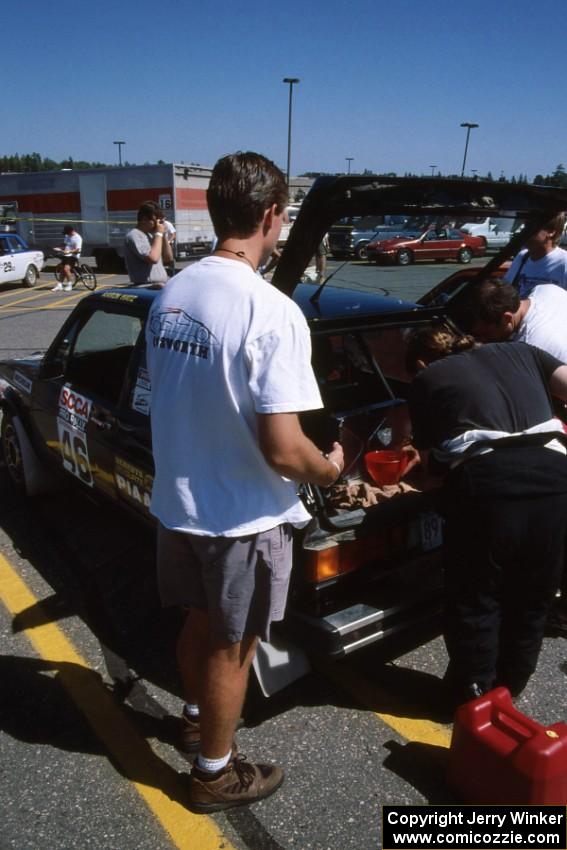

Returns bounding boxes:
[2,176,567,690]
[365,226,485,266]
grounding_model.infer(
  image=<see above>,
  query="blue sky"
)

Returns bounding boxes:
[8,0,566,179]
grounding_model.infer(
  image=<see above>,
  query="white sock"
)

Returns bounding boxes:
[183,703,199,718]
[197,750,232,774]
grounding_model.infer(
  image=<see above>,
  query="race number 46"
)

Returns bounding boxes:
[58,423,93,486]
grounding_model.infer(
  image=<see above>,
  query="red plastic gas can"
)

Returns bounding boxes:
[447,687,567,804]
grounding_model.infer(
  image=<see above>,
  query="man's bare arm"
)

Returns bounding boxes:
[549,365,567,401]
[257,412,344,487]
[144,220,169,265]
[161,235,173,265]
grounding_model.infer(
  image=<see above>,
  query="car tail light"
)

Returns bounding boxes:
[304,530,404,584]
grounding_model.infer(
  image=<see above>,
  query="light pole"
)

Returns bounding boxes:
[430,165,437,177]
[460,122,478,177]
[283,78,300,185]
[113,140,126,167]
[345,157,354,175]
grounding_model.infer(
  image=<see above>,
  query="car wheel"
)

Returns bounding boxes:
[22,264,38,288]
[1,412,26,492]
[354,242,369,261]
[458,248,472,264]
[396,249,412,266]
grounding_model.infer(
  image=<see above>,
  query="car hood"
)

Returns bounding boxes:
[292,282,418,322]
[369,235,413,249]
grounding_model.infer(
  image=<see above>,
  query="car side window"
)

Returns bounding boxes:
[6,237,23,252]
[64,309,144,406]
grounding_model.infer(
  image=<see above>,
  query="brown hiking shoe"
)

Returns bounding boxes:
[188,753,284,813]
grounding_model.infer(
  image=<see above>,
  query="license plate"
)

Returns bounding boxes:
[420,511,443,551]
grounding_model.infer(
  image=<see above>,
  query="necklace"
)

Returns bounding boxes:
[216,248,257,272]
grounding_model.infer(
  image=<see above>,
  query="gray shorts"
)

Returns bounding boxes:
[157,523,293,644]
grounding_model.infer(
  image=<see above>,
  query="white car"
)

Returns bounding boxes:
[458,217,516,249]
[0,233,44,287]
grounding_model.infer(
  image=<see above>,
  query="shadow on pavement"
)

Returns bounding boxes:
[0,654,192,805]
[383,739,456,804]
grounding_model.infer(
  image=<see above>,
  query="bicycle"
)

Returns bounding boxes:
[51,253,97,291]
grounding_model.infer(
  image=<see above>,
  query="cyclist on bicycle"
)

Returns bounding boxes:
[53,225,83,291]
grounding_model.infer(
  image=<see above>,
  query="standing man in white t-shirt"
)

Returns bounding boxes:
[504,212,567,298]
[52,225,83,291]
[145,151,344,813]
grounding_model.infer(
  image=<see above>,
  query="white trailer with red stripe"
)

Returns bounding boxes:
[0,163,213,269]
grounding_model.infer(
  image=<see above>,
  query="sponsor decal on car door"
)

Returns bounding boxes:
[57,386,94,486]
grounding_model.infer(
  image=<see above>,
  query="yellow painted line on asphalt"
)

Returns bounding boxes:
[0,288,58,310]
[0,285,54,301]
[316,660,452,749]
[0,277,121,313]
[0,552,234,850]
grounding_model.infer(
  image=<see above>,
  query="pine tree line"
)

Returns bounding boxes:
[0,153,117,172]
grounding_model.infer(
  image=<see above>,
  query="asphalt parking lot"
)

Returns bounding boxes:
[0,256,566,850]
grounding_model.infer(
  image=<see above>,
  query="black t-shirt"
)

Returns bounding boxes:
[409,342,562,451]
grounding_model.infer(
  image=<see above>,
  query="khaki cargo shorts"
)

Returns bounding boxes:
[157,523,293,644]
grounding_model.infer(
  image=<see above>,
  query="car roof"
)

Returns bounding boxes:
[272,175,567,297]
[85,287,160,308]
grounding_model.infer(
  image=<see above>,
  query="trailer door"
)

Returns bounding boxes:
[79,173,108,247]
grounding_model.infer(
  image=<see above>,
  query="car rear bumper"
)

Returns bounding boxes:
[286,551,443,658]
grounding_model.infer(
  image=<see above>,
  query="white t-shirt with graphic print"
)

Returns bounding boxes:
[145,256,323,536]
[504,246,567,298]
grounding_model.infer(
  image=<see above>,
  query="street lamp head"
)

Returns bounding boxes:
[113,140,126,167]
[283,77,300,84]
[460,122,479,129]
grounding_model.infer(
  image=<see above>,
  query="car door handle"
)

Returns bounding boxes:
[91,415,113,431]
[117,420,137,434]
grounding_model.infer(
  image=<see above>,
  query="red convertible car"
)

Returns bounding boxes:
[365,226,486,265]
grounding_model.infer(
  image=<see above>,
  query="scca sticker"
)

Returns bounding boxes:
[57,386,93,486]
[58,387,91,431]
